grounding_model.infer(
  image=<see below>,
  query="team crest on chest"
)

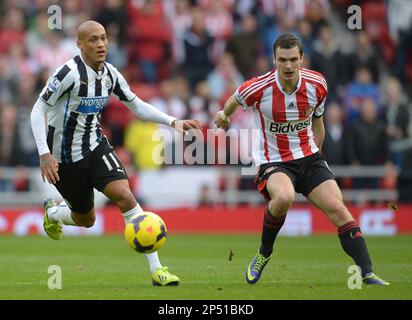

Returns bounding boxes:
[104,75,112,89]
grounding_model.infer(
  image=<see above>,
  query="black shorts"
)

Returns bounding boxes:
[255,152,335,201]
[54,138,128,213]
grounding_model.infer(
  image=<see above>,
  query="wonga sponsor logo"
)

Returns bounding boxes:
[76,97,109,114]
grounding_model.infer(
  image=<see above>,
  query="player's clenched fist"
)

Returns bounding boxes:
[215,111,230,129]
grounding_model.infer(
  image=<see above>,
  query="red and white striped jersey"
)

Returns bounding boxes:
[234,68,328,166]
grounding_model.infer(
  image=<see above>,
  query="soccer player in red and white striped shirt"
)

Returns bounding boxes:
[215,33,389,286]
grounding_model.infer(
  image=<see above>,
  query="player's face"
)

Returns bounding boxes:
[79,28,108,65]
[274,47,302,83]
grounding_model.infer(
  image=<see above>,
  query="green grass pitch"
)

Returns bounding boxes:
[0,234,411,300]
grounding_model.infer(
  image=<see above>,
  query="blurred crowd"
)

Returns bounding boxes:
[0,0,412,202]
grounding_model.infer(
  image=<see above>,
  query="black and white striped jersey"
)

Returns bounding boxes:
[39,55,135,164]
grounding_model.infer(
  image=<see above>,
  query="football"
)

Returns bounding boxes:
[124,212,167,253]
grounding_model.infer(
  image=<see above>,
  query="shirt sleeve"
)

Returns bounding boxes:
[313,75,328,118]
[39,64,73,106]
[111,68,137,102]
[234,76,265,110]
[123,96,176,126]
[313,96,326,118]
[30,98,52,156]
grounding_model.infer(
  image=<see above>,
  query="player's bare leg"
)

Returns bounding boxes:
[308,180,389,285]
[246,172,294,284]
[103,179,179,286]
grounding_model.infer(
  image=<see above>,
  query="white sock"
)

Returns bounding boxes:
[144,251,162,274]
[122,204,162,273]
[122,203,144,223]
[47,201,76,226]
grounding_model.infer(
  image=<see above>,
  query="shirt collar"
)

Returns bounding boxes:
[79,54,106,78]
[275,69,301,95]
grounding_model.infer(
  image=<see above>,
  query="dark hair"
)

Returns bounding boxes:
[273,33,303,57]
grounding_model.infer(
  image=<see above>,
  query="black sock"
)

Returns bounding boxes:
[338,221,373,277]
[259,206,286,258]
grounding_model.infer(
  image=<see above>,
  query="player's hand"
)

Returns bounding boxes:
[171,119,203,134]
[40,153,60,184]
[214,111,230,129]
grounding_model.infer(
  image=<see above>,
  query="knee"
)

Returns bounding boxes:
[325,200,348,217]
[268,192,294,216]
[73,211,95,228]
[82,216,95,228]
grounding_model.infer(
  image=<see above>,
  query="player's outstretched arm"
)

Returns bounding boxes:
[123,96,202,132]
[214,94,239,130]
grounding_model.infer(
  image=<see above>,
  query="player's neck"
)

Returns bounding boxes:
[81,53,104,73]
[279,77,299,94]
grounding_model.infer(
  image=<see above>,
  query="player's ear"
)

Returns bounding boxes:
[76,39,82,50]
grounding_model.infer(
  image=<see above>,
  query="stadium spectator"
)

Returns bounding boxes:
[149,79,189,165]
[167,0,193,65]
[128,0,172,82]
[347,98,390,190]
[259,0,305,25]
[95,0,127,44]
[25,12,50,57]
[262,11,297,61]
[33,30,75,71]
[207,52,244,102]
[0,54,18,104]
[0,103,24,166]
[62,0,89,38]
[343,66,380,123]
[8,42,39,79]
[232,0,258,24]
[296,19,315,59]
[15,74,39,166]
[304,0,330,36]
[182,7,214,89]
[323,102,348,166]
[105,23,127,70]
[149,79,188,121]
[387,0,412,83]
[0,7,25,55]
[398,146,412,203]
[124,120,162,170]
[226,14,260,79]
[198,184,214,207]
[381,76,411,164]
[311,23,347,100]
[188,81,220,127]
[203,0,234,60]
[346,31,380,83]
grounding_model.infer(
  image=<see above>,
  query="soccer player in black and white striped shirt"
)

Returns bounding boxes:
[30,21,201,286]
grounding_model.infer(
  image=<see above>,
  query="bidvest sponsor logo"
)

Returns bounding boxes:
[269,118,311,134]
[76,97,109,113]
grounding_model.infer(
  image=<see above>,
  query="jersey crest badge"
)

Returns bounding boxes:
[104,75,112,89]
